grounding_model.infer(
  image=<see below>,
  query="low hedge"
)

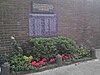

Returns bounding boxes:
[28,36,90,61]
[4,36,90,72]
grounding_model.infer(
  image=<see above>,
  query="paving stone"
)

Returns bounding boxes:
[25,59,100,75]
[0,67,1,75]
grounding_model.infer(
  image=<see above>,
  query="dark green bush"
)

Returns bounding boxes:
[52,36,79,58]
[5,52,31,72]
[5,36,33,72]
[29,36,89,60]
[29,38,57,61]
[78,46,90,58]
[4,36,90,72]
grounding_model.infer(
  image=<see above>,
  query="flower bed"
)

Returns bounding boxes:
[10,57,94,75]
[4,36,95,75]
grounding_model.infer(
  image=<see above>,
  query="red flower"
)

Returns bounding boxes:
[42,58,47,62]
[31,61,40,67]
[61,54,65,58]
[65,56,69,59]
[68,56,72,58]
[35,63,40,67]
[50,58,55,63]
[39,61,44,65]
[64,55,72,59]
[31,61,36,66]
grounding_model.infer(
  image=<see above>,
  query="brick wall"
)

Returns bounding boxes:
[53,0,100,48]
[0,0,32,64]
[0,0,100,64]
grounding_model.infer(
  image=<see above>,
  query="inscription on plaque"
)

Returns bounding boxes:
[29,14,57,37]
[32,3,54,13]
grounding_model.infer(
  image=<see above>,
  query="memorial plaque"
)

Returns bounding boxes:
[29,14,57,37]
[32,2,54,13]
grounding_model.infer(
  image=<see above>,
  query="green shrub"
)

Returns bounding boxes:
[29,36,89,60]
[5,36,34,72]
[52,36,79,58]
[5,52,29,72]
[78,46,90,58]
[5,36,90,72]
[29,38,57,61]
[10,36,23,54]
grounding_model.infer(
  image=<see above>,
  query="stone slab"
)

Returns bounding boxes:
[25,59,100,75]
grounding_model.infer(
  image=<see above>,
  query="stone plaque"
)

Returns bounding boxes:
[29,14,57,37]
[32,3,54,13]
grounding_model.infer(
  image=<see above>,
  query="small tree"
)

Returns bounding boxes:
[11,36,23,54]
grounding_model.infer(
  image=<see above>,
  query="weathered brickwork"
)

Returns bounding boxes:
[0,0,31,52]
[0,0,100,64]
[53,0,100,48]
[0,0,32,64]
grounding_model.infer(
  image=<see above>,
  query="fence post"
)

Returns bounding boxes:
[56,54,62,66]
[1,62,10,75]
[90,47,96,59]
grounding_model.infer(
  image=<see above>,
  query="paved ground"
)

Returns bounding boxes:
[26,49,100,75]
[26,59,100,75]
[0,67,1,75]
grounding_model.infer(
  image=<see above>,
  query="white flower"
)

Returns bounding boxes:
[11,36,15,40]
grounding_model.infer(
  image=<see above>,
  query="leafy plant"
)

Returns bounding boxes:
[4,36,91,72]
[5,52,29,72]
[53,36,79,59]
[78,46,90,58]
[29,38,57,61]
[11,36,23,54]
[4,36,33,72]
[23,55,33,63]
[29,36,85,61]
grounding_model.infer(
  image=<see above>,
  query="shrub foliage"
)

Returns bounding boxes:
[29,36,90,61]
[5,36,90,72]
